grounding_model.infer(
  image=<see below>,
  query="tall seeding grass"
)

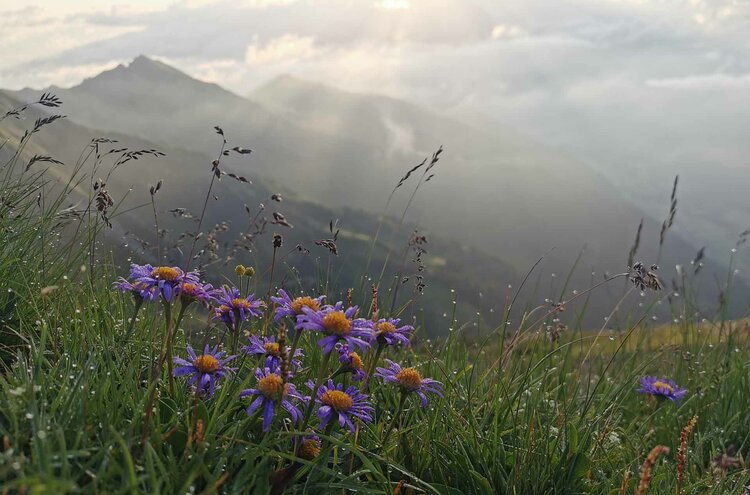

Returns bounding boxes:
[1,95,750,495]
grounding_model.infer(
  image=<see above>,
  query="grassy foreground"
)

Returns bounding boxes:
[1,100,750,495]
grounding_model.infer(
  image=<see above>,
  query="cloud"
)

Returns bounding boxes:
[375,0,411,10]
[244,35,317,66]
[0,60,127,90]
[647,73,750,89]
[491,24,526,39]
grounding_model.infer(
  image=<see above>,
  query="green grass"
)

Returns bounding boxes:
[2,104,750,495]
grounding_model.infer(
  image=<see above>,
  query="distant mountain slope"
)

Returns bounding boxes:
[9,58,749,324]
[249,74,750,310]
[11,56,399,212]
[0,89,521,336]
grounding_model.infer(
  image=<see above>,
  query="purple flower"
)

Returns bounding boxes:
[115,263,201,303]
[369,317,413,347]
[337,344,366,382]
[637,376,687,403]
[240,368,307,431]
[173,345,236,397]
[179,280,213,304]
[296,433,321,460]
[375,360,444,407]
[313,379,373,432]
[211,286,265,326]
[115,263,156,300]
[270,289,325,324]
[297,303,372,354]
[242,334,303,371]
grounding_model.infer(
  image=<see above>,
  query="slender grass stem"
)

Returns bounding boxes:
[381,392,407,447]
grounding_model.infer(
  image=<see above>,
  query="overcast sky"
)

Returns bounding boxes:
[2,0,749,240]
[3,0,749,94]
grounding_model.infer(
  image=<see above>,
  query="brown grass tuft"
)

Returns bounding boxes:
[636,445,670,495]
[677,415,698,492]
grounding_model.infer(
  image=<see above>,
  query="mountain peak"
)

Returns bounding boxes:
[128,55,176,73]
[76,55,191,92]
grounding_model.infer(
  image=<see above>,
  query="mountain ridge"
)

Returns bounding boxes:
[0,88,523,336]
[6,57,748,325]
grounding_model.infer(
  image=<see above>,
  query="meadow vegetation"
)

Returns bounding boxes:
[1,94,749,495]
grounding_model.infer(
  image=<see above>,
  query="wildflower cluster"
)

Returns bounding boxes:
[115,265,443,479]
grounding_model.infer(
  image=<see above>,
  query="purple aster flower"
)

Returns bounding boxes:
[270,289,325,324]
[637,376,687,403]
[240,367,307,431]
[211,286,265,326]
[179,280,213,305]
[114,263,156,301]
[336,344,366,382]
[242,334,303,371]
[314,379,373,432]
[375,360,444,407]
[297,303,372,354]
[296,433,321,460]
[173,345,236,397]
[369,317,414,347]
[115,263,201,303]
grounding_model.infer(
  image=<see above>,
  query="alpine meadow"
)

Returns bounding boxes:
[1,1,750,494]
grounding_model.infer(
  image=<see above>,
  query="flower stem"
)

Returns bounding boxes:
[168,301,190,393]
[161,302,175,393]
[141,301,173,447]
[363,341,385,392]
[231,314,242,355]
[124,297,144,341]
[382,392,407,447]
[299,350,333,434]
[289,326,303,360]
[267,243,278,300]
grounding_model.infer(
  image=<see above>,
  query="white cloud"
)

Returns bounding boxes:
[647,73,750,89]
[375,0,411,10]
[1,61,125,90]
[0,4,143,88]
[244,35,318,66]
[491,24,526,39]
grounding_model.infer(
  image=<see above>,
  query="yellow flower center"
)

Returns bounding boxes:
[264,342,280,356]
[291,296,320,315]
[231,298,251,310]
[322,311,351,336]
[298,438,321,460]
[652,381,674,394]
[258,374,287,399]
[194,354,219,373]
[349,352,363,369]
[321,390,353,412]
[181,282,197,295]
[218,304,230,315]
[377,321,397,334]
[395,368,423,390]
[151,266,181,282]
